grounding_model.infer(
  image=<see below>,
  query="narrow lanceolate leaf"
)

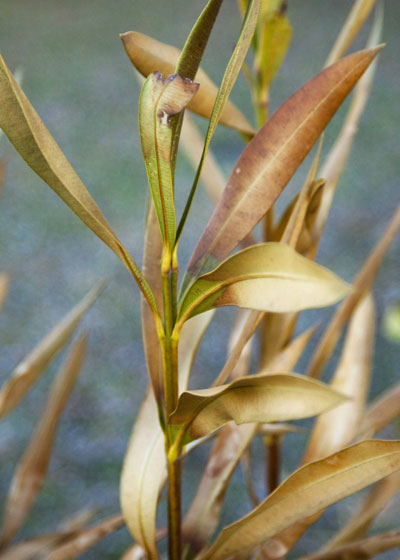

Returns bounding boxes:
[325,471,400,549]
[120,389,164,559]
[0,284,103,419]
[308,201,400,379]
[201,441,400,560]
[139,73,198,248]
[44,515,124,560]
[261,324,317,373]
[120,32,255,135]
[0,334,87,548]
[298,530,400,560]
[184,47,382,281]
[141,202,164,403]
[358,381,400,440]
[304,294,375,463]
[0,274,9,315]
[325,0,377,67]
[178,243,350,325]
[169,373,346,446]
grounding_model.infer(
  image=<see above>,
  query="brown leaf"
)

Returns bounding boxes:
[0,284,102,419]
[201,441,400,560]
[0,274,9,315]
[358,381,400,440]
[120,31,255,135]
[0,334,87,548]
[184,47,382,280]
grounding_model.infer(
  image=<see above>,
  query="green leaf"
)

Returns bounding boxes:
[177,243,350,325]
[169,372,346,446]
[183,46,382,282]
[139,72,199,249]
[201,440,400,560]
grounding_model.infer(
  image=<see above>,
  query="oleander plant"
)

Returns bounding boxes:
[1,1,400,559]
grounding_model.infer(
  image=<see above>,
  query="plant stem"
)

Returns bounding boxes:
[266,434,281,494]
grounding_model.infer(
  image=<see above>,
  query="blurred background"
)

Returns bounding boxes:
[0,0,399,558]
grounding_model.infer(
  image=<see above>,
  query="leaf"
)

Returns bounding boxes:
[325,0,377,67]
[169,373,346,446]
[141,202,164,402]
[120,389,165,559]
[0,57,156,311]
[0,274,9,315]
[324,471,400,550]
[261,323,317,373]
[298,529,400,560]
[184,46,382,281]
[0,284,103,419]
[120,32,255,136]
[44,514,124,560]
[358,381,400,440]
[304,294,375,463]
[308,201,400,379]
[201,440,400,560]
[178,243,350,325]
[0,334,87,548]
[139,72,199,248]
[120,544,146,560]
[383,303,400,343]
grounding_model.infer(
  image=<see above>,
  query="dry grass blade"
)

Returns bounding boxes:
[0,57,153,305]
[44,514,124,560]
[314,6,383,243]
[182,423,256,556]
[298,529,400,560]
[120,32,255,136]
[0,274,9,315]
[213,310,263,387]
[304,294,375,463]
[358,381,400,440]
[324,471,400,550]
[325,0,377,67]
[0,283,103,419]
[308,202,400,379]
[0,334,87,548]
[120,388,165,559]
[185,47,382,280]
[170,373,346,446]
[141,202,164,403]
[201,441,400,560]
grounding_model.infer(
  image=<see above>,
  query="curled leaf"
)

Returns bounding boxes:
[121,31,255,135]
[0,284,103,419]
[201,441,400,560]
[170,373,346,445]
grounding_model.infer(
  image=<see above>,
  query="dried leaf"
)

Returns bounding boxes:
[0,334,87,548]
[0,284,103,419]
[0,274,9,315]
[325,471,400,549]
[44,514,124,560]
[184,47,382,281]
[358,381,400,440]
[169,373,346,446]
[298,529,400,560]
[0,535,61,560]
[308,201,400,379]
[304,294,375,463]
[120,32,255,135]
[201,441,400,560]
[178,243,350,325]
[120,389,164,559]
[325,0,377,67]
[261,323,317,373]
[139,73,198,248]
[120,544,146,560]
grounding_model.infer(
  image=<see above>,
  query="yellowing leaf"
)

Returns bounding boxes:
[201,440,400,560]
[0,334,87,548]
[178,243,350,325]
[139,73,198,248]
[184,47,382,281]
[0,57,157,311]
[0,273,9,315]
[120,32,255,136]
[0,284,103,419]
[304,294,375,463]
[170,373,346,445]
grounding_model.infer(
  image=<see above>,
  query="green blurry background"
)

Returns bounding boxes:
[0,1,399,558]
